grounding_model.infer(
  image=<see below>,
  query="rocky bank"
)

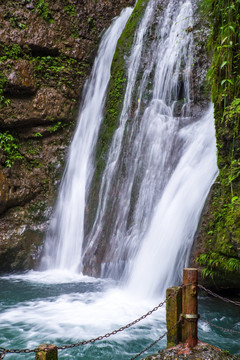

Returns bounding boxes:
[143,342,240,360]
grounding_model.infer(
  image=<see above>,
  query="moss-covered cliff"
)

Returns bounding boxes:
[193,0,240,289]
[0,0,134,272]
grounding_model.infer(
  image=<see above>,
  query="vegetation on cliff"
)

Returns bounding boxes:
[196,0,240,286]
[94,0,149,178]
[85,0,149,237]
[0,0,134,272]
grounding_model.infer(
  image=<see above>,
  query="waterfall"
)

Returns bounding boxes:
[41,8,133,272]
[127,105,218,297]
[82,0,218,289]
[42,0,218,297]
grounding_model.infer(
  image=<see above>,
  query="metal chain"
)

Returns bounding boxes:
[200,319,240,334]
[198,284,240,306]
[130,318,183,360]
[58,289,181,350]
[0,349,6,360]
[0,346,35,358]
[0,286,182,356]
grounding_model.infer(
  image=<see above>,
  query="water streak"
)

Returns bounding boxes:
[41,8,133,272]
[83,0,218,294]
[43,0,218,298]
[127,105,218,297]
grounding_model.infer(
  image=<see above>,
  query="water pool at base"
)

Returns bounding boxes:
[0,271,239,359]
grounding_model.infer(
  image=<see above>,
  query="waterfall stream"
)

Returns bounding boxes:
[42,0,218,295]
[81,0,218,293]
[41,7,133,272]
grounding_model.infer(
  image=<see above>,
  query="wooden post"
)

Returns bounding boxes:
[166,286,182,348]
[181,268,198,348]
[35,344,58,360]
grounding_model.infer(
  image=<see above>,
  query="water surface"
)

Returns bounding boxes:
[0,272,239,359]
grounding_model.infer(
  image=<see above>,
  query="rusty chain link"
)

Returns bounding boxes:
[198,284,240,306]
[0,347,35,359]
[0,349,6,360]
[130,317,183,360]
[200,319,240,334]
[0,286,182,358]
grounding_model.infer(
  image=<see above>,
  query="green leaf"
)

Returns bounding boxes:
[221,61,228,69]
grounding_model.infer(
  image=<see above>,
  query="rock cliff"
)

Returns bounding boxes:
[0,0,134,272]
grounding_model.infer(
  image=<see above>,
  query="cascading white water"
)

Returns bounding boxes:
[83,0,218,292]
[41,8,133,272]
[127,105,218,297]
[43,0,218,297]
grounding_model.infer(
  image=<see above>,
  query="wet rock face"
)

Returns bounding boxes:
[4,59,37,95]
[0,0,134,272]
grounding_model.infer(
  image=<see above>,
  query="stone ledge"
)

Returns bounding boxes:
[143,342,240,360]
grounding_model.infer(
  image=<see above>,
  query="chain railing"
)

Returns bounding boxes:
[1,273,240,360]
[198,284,240,306]
[0,286,182,359]
[198,284,240,338]
[200,319,240,335]
[130,317,182,360]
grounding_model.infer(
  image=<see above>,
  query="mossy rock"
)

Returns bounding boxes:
[85,0,149,237]
[143,343,240,360]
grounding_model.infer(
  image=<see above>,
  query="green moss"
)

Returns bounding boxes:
[94,0,149,180]
[0,43,23,62]
[84,0,149,231]
[48,121,68,133]
[32,55,87,87]
[0,44,25,106]
[0,43,87,90]
[0,131,24,167]
[36,0,54,23]
[63,2,77,17]
[196,0,240,284]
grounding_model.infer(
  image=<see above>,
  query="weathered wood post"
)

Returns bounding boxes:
[181,268,198,348]
[166,286,182,348]
[35,344,58,360]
